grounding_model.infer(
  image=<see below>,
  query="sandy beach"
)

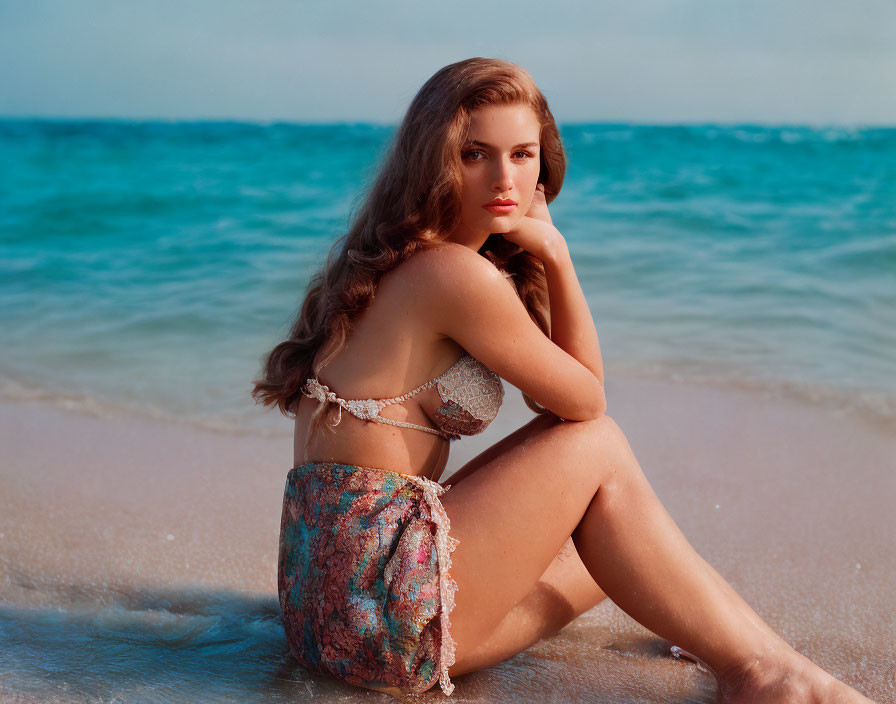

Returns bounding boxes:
[1,374,892,703]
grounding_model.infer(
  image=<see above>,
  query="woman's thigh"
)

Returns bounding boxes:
[442,421,608,674]
[456,536,607,675]
[440,411,636,675]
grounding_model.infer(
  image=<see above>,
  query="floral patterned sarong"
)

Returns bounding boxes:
[278,461,460,696]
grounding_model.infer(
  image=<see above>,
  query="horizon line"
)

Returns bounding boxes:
[1,114,894,130]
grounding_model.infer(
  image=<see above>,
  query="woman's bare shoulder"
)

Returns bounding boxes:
[400,242,507,288]
[386,242,512,341]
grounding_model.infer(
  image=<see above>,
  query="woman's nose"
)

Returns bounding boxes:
[491,157,513,192]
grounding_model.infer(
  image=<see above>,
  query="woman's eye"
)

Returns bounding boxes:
[462,149,534,161]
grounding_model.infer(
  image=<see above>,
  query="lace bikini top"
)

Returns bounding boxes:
[302,353,504,442]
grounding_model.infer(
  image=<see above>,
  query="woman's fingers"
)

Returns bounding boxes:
[526,184,553,225]
[501,216,562,262]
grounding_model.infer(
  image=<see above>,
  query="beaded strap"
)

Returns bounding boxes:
[369,414,448,436]
[301,358,474,439]
[302,377,450,437]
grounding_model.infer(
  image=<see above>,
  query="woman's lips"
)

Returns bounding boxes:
[483,204,517,215]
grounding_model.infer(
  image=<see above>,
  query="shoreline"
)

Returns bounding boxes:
[1,373,893,702]
[3,358,894,440]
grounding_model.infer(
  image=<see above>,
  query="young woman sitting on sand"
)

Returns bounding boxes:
[252,57,876,703]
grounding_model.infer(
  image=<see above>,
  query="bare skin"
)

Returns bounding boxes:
[295,103,876,702]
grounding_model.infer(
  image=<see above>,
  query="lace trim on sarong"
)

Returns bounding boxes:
[400,473,460,696]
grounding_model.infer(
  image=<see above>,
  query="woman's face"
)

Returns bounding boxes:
[450,102,542,249]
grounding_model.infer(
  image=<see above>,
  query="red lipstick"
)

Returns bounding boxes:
[483,197,517,215]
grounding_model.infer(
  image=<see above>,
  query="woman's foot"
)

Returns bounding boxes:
[717,649,877,704]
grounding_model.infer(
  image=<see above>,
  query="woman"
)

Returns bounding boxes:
[252,58,875,702]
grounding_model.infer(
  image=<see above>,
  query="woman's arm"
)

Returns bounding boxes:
[541,238,605,387]
[421,244,604,421]
[502,184,605,392]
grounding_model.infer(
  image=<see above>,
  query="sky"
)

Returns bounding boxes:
[0,0,894,125]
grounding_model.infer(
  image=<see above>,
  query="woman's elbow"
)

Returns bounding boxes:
[555,377,606,421]
[561,398,605,423]
[588,381,607,419]
[565,388,605,421]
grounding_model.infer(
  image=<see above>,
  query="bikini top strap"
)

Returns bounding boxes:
[374,354,470,404]
[302,377,453,442]
[302,375,439,411]
[304,355,467,409]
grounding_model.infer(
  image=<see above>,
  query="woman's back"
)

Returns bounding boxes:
[294,245,499,480]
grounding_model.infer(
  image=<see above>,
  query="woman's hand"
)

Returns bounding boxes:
[525,182,554,226]
[500,183,565,262]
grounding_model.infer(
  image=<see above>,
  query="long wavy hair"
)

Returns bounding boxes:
[251,57,567,450]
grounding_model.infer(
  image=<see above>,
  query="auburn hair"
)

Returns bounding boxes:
[251,57,566,450]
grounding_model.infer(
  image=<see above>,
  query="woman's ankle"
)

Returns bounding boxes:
[716,648,832,703]
[701,632,788,683]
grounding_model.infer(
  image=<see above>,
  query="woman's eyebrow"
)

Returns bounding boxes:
[465,140,539,149]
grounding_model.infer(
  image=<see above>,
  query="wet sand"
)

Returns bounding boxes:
[1,375,893,703]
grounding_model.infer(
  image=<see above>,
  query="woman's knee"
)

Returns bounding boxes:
[555,412,626,452]
[557,413,643,484]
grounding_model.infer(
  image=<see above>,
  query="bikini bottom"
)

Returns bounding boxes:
[277,461,460,696]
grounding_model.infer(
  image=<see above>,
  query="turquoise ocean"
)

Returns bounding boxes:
[2,119,895,433]
[1,118,895,703]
